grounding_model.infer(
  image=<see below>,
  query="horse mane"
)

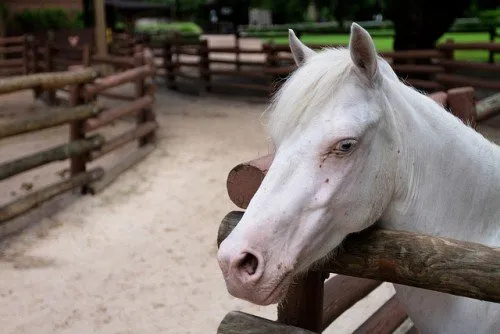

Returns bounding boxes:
[267,48,354,144]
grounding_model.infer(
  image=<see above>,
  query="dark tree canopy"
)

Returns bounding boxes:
[383,0,472,50]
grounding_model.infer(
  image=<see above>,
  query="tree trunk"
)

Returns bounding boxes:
[385,0,471,51]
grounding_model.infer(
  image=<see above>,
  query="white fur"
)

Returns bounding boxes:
[218,24,499,333]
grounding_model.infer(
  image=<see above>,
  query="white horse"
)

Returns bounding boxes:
[217,23,500,333]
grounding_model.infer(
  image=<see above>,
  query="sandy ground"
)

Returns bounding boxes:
[1,84,499,334]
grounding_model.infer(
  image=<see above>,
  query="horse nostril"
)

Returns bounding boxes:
[238,252,259,276]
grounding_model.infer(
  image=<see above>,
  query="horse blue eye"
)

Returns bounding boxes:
[341,143,352,151]
[335,139,357,154]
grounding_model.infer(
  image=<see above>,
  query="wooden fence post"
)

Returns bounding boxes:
[28,35,43,100]
[44,39,57,105]
[488,25,495,64]
[134,50,155,146]
[28,35,37,75]
[199,39,211,93]
[442,39,455,69]
[235,31,241,71]
[68,65,88,193]
[277,271,326,333]
[266,42,278,96]
[82,44,91,67]
[22,35,29,75]
[447,87,477,128]
[164,39,176,89]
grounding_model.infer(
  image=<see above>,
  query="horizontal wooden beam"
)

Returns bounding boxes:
[476,92,500,122]
[218,311,316,334]
[437,42,500,52]
[84,65,155,98]
[84,95,154,132]
[87,144,154,194]
[322,275,382,330]
[0,105,100,139]
[0,168,103,224]
[437,73,500,91]
[0,135,104,181]
[0,58,24,67]
[218,211,500,303]
[89,121,158,161]
[0,35,27,45]
[91,55,135,68]
[0,68,99,95]
[439,59,500,73]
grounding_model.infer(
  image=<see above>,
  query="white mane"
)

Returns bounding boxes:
[267,48,354,144]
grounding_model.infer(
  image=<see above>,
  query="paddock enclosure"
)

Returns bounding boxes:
[2,32,500,97]
[0,34,157,235]
[151,35,500,98]
[0,32,499,334]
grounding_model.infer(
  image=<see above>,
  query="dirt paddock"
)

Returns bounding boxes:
[0,85,499,333]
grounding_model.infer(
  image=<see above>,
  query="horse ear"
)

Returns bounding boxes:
[289,29,315,66]
[349,23,378,80]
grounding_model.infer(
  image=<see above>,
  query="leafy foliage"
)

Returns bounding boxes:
[7,9,83,33]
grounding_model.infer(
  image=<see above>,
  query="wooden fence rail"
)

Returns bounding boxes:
[0,67,98,95]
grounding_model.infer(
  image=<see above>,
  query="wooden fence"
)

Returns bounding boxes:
[151,36,500,96]
[217,89,500,334]
[0,35,31,77]
[0,56,157,227]
[3,33,499,97]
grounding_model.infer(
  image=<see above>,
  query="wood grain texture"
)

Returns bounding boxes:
[218,311,316,334]
[218,211,500,303]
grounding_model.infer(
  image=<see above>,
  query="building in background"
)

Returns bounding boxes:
[2,0,82,13]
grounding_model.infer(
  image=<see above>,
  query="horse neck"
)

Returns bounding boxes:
[380,84,500,245]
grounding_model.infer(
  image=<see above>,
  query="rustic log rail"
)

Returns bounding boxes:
[476,92,500,121]
[218,211,500,303]
[0,35,29,77]
[0,135,104,182]
[0,50,158,232]
[84,95,154,132]
[0,168,104,223]
[0,67,98,95]
[0,105,100,139]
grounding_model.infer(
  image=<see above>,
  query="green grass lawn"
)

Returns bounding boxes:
[265,32,500,62]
